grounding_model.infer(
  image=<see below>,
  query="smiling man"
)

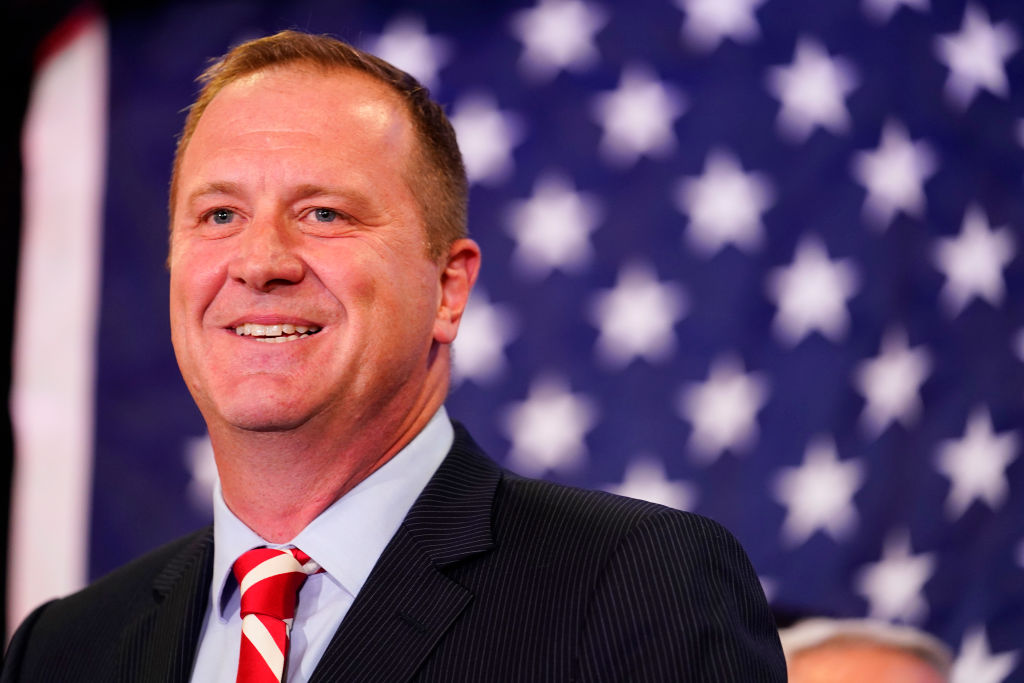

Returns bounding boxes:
[2,31,785,682]
[168,61,476,546]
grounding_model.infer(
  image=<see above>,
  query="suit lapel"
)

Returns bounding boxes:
[118,528,214,683]
[309,426,501,683]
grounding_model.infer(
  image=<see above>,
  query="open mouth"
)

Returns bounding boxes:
[234,323,323,344]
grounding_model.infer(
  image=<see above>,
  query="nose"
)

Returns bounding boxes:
[227,215,306,291]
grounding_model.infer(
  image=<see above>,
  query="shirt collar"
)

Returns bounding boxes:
[209,406,454,618]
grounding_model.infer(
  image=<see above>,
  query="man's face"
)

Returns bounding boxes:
[169,65,464,436]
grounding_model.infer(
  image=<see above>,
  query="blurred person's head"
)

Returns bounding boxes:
[780,618,952,683]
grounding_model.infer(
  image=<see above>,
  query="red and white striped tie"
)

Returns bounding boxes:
[232,547,322,683]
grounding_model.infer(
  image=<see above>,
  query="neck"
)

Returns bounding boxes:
[210,381,446,543]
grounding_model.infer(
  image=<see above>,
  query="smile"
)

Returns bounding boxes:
[234,323,322,343]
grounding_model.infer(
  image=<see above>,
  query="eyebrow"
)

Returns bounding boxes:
[292,183,373,204]
[186,182,377,211]
[185,181,242,206]
[290,183,381,218]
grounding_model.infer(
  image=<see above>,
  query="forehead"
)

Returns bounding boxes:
[179,64,417,189]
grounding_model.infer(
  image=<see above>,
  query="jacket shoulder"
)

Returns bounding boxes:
[447,422,712,546]
[498,469,724,546]
[2,528,212,683]
[46,527,211,619]
[497,475,785,680]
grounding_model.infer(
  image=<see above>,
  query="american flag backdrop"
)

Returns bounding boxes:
[9,0,1024,678]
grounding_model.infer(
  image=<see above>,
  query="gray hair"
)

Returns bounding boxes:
[779,618,952,680]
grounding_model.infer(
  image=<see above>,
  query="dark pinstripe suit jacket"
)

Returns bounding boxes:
[2,424,785,682]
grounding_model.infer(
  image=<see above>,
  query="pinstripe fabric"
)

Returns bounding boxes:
[313,426,784,682]
[1,425,785,682]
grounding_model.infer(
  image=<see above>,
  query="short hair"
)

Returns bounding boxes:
[169,30,467,260]
[779,618,953,680]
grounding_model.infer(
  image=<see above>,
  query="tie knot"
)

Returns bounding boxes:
[232,547,320,621]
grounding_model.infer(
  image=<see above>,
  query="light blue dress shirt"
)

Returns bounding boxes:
[189,407,454,683]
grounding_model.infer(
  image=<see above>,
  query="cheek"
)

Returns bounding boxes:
[315,244,403,303]
[326,255,437,339]
[169,249,227,330]
[395,266,445,341]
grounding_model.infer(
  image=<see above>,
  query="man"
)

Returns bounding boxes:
[780,618,952,683]
[2,31,785,682]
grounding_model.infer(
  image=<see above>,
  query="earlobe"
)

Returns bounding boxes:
[434,238,481,344]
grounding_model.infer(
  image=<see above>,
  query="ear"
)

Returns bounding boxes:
[434,238,481,344]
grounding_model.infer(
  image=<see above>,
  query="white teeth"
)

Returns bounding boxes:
[255,334,304,343]
[234,323,322,340]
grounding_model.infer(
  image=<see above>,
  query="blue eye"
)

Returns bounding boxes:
[313,208,338,222]
[210,208,235,224]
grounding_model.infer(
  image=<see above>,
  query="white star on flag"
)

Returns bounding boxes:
[861,0,929,24]
[855,530,936,623]
[588,261,688,369]
[366,15,451,90]
[674,148,774,256]
[607,456,697,510]
[452,289,518,386]
[772,436,865,547]
[853,328,932,438]
[935,407,1019,520]
[932,205,1016,318]
[934,3,1019,110]
[591,64,687,166]
[501,375,598,475]
[505,172,603,279]
[674,0,766,53]
[766,236,860,346]
[851,120,937,230]
[450,93,525,186]
[951,625,1020,683]
[766,36,859,142]
[509,0,607,81]
[677,354,769,463]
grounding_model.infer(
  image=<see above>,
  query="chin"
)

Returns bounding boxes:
[207,394,319,434]
[228,415,310,433]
